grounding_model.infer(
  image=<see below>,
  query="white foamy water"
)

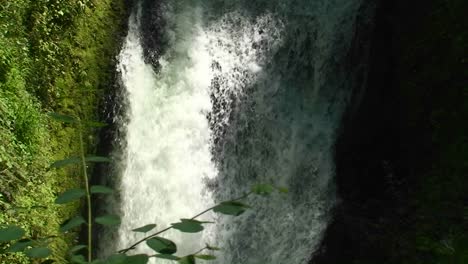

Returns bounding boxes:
[114,8,217,258]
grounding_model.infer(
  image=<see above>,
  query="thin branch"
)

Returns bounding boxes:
[192,246,208,255]
[118,192,252,254]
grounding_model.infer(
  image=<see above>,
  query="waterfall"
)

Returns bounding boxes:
[102,1,370,263]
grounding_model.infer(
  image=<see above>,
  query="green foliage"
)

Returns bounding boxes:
[213,201,250,216]
[59,216,86,233]
[0,0,127,262]
[6,239,34,253]
[251,183,275,195]
[146,237,178,255]
[195,254,216,260]
[90,185,114,194]
[51,157,81,168]
[0,226,25,242]
[24,247,51,258]
[131,224,157,233]
[95,215,121,226]
[155,254,180,261]
[55,188,86,204]
[178,255,196,264]
[171,219,211,233]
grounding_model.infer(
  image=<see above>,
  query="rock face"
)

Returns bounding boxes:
[311,0,468,263]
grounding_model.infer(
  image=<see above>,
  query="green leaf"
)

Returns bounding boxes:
[180,218,213,224]
[195,254,216,260]
[85,156,111,163]
[132,224,157,233]
[126,254,149,264]
[6,239,33,252]
[48,113,76,124]
[0,226,25,242]
[146,237,177,254]
[90,185,114,194]
[155,254,180,261]
[70,254,86,264]
[171,219,206,233]
[95,215,121,226]
[276,186,289,193]
[41,260,55,264]
[205,244,221,251]
[213,201,249,216]
[60,216,86,232]
[251,184,275,196]
[55,189,86,204]
[84,121,108,128]
[51,157,80,168]
[178,255,196,264]
[69,245,87,254]
[106,254,127,264]
[25,247,51,258]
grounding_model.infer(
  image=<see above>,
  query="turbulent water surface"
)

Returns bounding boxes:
[101,1,372,263]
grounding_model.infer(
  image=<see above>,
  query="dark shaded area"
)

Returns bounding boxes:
[140,0,168,69]
[312,0,468,263]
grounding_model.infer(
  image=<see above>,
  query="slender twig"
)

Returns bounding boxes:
[192,246,208,255]
[78,121,92,262]
[119,192,253,254]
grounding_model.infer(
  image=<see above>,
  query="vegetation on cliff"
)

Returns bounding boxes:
[0,0,126,263]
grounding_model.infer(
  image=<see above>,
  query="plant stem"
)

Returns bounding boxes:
[192,246,208,255]
[78,122,92,262]
[119,192,253,254]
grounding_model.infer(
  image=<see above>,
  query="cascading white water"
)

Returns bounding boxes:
[111,6,218,258]
[105,0,369,263]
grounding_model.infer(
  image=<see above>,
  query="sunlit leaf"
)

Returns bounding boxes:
[132,224,157,233]
[60,216,86,232]
[51,157,80,168]
[55,189,86,204]
[178,255,196,264]
[213,201,249,216]
[25,247,51,258]
[155,254,180,261]
[48,113,76,124]
[146,237,177,254]
[195,254,216,260]
[90,185,114,194]
[95,215,121,226]
[251,184,275,196]
[0,226,25,242]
